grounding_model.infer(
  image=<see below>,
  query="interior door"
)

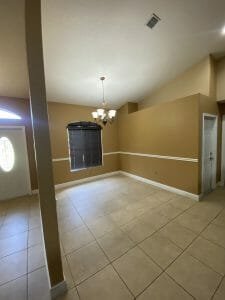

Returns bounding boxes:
[203,117,216,194]
[0,127,31,200]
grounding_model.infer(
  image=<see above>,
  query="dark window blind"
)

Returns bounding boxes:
[67,122,102,171]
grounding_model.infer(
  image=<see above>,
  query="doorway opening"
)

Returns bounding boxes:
[201,114,218,195]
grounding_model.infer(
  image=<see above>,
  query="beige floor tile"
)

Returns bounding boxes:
[142,195,163,209]
[28,267,50,300]
[213,277,225,300]
[4,213,28,226]
[58,213,84,234]
[187,236,225,275]
[77,265,133,300]
[212,209,225,227]
[137,273,193,300]
[0,220,28,239]
[28,243,45,273]
[110,207,138,226]
[57,288,79,300]
[0,250,27,285]
[113,246,161,296]
[76,206,106,223]
[187,203,222,222]
[156,203,183,219]
[0,276,27,300]
[159,221,197,249]
[61,226,94,254]
[0,232,28,258]
[121,217,156,243]
[201,224,225,248]
[154,190,175,202]
[87,215,118,238]
[97,228,134,261]
[28,215,41,230]
[169,196,196,211]
[175,212,209,234]
[167,252,222,300]
[67,241,109,285]
[57,205,78,220]
[139,211,170,230]
[28,227,43,247]
[139,232,182,269]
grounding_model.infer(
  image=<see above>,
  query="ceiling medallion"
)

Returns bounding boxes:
[92,77,116,126]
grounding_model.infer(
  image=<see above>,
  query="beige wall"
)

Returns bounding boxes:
[216,57,225,101]
[119,93,222,195]
[0,98,119,188]
[48,102,119,185]
[139,56,212,109]
[118,95,200,194]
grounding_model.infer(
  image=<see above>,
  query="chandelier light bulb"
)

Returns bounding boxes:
[92,111,98,119]
[97,108,105,116]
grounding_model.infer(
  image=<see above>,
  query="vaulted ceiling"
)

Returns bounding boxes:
[0,0,225,108]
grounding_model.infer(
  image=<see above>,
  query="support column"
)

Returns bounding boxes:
[25,0,66,297]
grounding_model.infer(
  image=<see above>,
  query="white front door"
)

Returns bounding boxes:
[0,127,31,200]
[202,116,217,194]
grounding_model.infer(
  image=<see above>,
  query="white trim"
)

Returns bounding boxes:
[32,170,200,200]
[32,171,120,193]
[52,157,69,162]
[50,280,67,299]
[119,171,200,200]
[119,151,198,162]
[221,115,225,187]
[103,151,120,156]
[52,151,198,163]
[201,113,218,194]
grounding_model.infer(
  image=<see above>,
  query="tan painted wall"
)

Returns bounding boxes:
[139,56,212,109]
[216,57,225,101]
[118,94,200,194]
[47,102,119,185]
[0,98,119,189]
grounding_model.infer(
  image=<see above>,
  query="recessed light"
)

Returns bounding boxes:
[222,25,225,35]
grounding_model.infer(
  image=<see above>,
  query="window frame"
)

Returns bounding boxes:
[67,122,103,172]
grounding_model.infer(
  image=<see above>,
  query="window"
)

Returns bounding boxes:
[0,108,21,120]
[0,137,15,172]
[67,121,102,171]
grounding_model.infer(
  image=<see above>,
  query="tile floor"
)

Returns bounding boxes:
[0,174,225,299]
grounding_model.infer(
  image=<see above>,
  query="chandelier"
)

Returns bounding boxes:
[91,77,116,126]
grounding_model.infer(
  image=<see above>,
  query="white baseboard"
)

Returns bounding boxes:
[119,171,200,201]
[50,280,67,299]
[32,169,200,200]
[55,171,120,190]
[32,171,120,194]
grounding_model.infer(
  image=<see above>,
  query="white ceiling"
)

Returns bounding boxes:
[0,0,225,108]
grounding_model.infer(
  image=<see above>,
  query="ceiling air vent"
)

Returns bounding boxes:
[146,14,161,29]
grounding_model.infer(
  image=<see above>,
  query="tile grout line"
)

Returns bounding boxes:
[56,185,225,297]
[162,204,225,299]
[130,203,200,299]
[68,191,194,298]
[59,190,191,297]
[70,197,136,299]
